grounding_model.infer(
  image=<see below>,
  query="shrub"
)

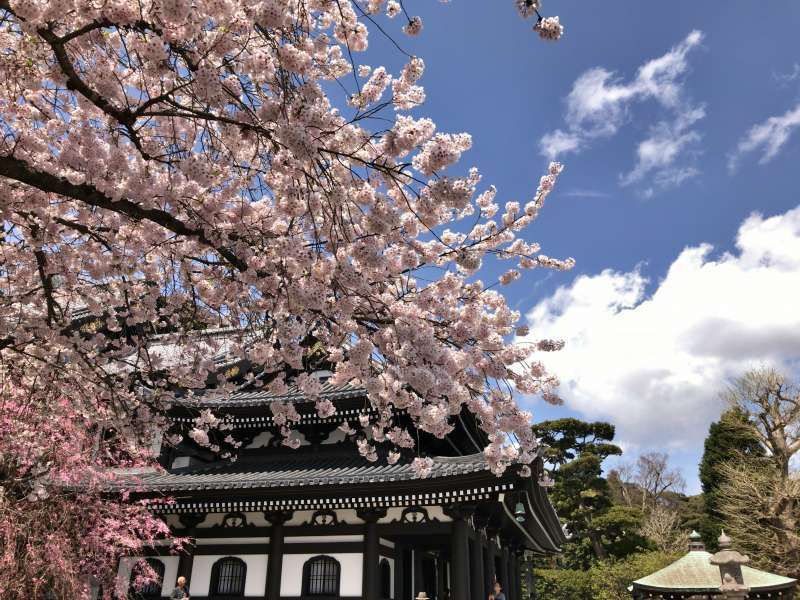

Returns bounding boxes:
[534,568,591,600]
[589,551,678,600]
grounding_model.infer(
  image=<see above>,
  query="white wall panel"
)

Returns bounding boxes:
[196,536,269,545]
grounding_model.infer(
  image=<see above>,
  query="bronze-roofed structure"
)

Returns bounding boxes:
[631,531,796,599]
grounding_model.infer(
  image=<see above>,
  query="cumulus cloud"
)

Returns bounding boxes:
[728,103,800,171]
[540,30,704,194]
[518,205,800,453]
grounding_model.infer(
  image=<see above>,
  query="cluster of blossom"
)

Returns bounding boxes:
[351,66,391,108]
[0,0,569,593]
[534,16,564,41]
[392,56,427,110]
[403,16,423,37]
[0,388,179,597]
[412,132,473,176]
[515,0,541,18]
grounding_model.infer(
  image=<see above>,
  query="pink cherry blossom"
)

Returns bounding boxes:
[0,0,569,595]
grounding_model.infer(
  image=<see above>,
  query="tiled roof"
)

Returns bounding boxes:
[176,380,367,408]
[118,453,489,492]
[633,550,796,591]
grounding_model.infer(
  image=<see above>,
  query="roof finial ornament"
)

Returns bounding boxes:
[710,530,750,599]
[688,530,705,552]
[718,529,732,549]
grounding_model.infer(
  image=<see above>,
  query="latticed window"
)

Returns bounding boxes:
[128,558,165,598]
[379,558,391,599]
[211,557,247,597]
[302,555,341,597]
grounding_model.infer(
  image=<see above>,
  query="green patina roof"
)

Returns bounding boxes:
[633,550,796,592]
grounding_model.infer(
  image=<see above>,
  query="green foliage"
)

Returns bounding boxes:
[698,408,763,549]
[532,418,622,470]
[535,552,679,600]
[534,568,591,600]
[533,419,624,568]
[593,505,650,558]
[589,552,679,600]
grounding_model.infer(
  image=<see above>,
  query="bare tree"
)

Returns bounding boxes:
[634,452,686,511]
[640,505,688,554]
[718,457,800,576]
[609,462,637,507]
[725,368,800,477]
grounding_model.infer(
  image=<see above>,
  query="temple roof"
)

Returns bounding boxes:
[632,550,796,592]
[120,452,490,492]
[178,380,366,408]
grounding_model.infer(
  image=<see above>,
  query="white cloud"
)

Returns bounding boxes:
[540,30,704,194]
[518,205,800,453]
[774,63,800,85]
[620,106,704,188]
[728,103,800,171]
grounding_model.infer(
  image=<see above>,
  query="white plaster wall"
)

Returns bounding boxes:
[280,553,363,597]
[286,508,362,526]
[190,554,268,597]
[322,428,347,444]
[117,556,179,597]
[196,536,269,545]
[286,510,314,526]
[285,535,363,543]
[246,430,274,448]
[198,513,225,527]
[164,514,183,528]
[193,511,270,528]
[379,505,450,524]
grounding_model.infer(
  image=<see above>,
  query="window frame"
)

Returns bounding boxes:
[210,556,248,599]
[302,555,342,599]
[128,558,165,599]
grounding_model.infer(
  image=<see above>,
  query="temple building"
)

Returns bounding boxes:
[630,531,796,599]
[117,353,566,600]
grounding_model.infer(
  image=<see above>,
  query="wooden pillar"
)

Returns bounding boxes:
[265,510,293,600]
[176,513,205,588]
[444,504,475,600]
[451,518,470,600]
[176,551,194,584]
[394,545,405,600]
[358,508,387,600]
[511,552,521,600]
[499,543,510,600]
[470,537,485,600]
[484,529,497,594]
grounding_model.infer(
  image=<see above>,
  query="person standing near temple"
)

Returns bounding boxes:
[171,576,190,599]
[493,581,506,600]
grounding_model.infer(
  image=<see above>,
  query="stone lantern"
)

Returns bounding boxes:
[709,531,750,600]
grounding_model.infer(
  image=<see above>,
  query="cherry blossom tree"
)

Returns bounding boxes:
[0,0,568,596]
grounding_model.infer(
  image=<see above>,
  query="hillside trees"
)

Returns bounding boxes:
[0,0,569,596]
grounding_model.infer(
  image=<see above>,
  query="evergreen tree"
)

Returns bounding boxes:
[533,419,647,568]
[698,408,763,549]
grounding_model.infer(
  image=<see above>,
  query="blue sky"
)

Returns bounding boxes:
[358,1,800,493]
